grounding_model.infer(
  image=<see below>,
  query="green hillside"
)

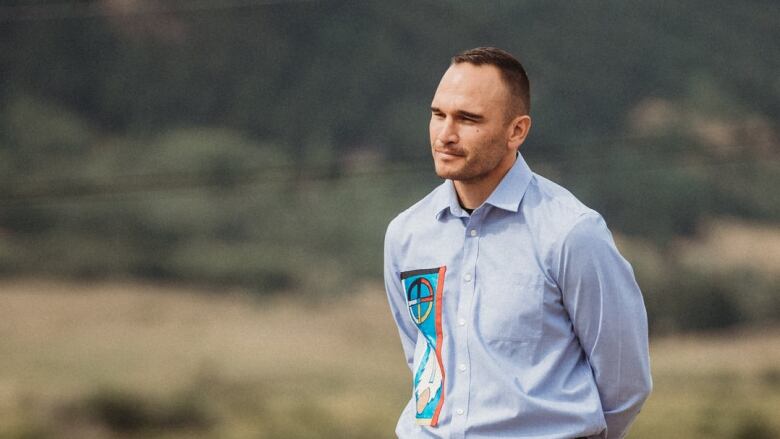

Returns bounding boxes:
[0,0,778,333]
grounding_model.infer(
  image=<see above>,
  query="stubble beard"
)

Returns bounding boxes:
[432,138,506,183]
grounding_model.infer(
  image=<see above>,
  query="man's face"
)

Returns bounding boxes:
[429,63,515,182]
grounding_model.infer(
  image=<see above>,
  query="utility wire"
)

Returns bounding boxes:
[0,130,774,205]
[0,154,775,207]
[1,131,773,185]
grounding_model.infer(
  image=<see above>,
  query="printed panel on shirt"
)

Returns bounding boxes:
[401,266,446,427]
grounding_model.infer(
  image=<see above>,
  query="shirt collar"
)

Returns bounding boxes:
[434,153,533,219]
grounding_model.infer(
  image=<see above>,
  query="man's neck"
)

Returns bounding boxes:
[453,154,516,210]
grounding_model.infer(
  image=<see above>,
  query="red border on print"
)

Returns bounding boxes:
[430,265,447,426]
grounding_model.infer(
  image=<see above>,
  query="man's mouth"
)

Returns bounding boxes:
[434,149,465,158]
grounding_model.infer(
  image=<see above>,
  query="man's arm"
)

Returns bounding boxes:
[555,213,652,439]
[383,222,418,373]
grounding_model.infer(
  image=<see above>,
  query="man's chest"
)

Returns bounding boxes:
[395,214,558,347]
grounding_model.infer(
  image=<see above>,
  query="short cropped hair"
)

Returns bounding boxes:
[451,47,531,115]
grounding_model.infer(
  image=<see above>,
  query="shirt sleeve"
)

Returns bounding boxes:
[383,221,418,373]
[555,213,652,439]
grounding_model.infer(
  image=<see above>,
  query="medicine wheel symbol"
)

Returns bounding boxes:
[407,277,435,325]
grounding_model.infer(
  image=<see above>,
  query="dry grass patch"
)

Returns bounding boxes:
[675,218,780,277]
[1,279,778,438]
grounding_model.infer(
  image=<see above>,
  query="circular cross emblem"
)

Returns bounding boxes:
[407,277,435,325]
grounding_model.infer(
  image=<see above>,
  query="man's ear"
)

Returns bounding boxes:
[508,115,532,151]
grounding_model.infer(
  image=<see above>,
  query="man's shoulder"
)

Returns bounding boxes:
[386,181,447,236]
[524,172,603,238]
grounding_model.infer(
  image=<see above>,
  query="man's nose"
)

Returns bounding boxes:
[436,118,459,145]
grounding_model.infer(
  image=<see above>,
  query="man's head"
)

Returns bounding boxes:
[430,47,532,184]
[451,47,530,117]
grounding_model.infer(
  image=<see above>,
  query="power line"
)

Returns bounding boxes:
[0,154,775,207]
[0,161,429,206]
[0,132,774,205]
[0,0,319,23]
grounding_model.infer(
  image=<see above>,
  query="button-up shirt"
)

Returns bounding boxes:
[383,154,652,439]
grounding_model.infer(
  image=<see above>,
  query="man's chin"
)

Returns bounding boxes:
[433,163,455,179]
[434,164,469,181]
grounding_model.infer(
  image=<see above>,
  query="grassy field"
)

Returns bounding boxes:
[1,279,779,439]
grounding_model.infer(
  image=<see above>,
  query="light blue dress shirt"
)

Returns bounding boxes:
[383,153,652,439]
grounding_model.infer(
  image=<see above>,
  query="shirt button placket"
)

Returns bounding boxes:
[450,217,479,439]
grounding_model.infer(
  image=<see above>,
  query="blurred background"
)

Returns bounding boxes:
[0,0,778,438]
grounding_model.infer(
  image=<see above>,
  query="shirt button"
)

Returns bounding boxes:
[458,318,466,326]
[464,274,472,282]
[469,229,477,237]
[456,408,464,415]
[458,364,467,372]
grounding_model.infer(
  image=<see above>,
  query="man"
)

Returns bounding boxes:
[383,47,652,439]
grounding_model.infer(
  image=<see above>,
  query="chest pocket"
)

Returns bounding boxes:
[476,272,544,343]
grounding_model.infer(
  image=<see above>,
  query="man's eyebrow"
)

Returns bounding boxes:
[456,110,484,120]
[430,107,485,120]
